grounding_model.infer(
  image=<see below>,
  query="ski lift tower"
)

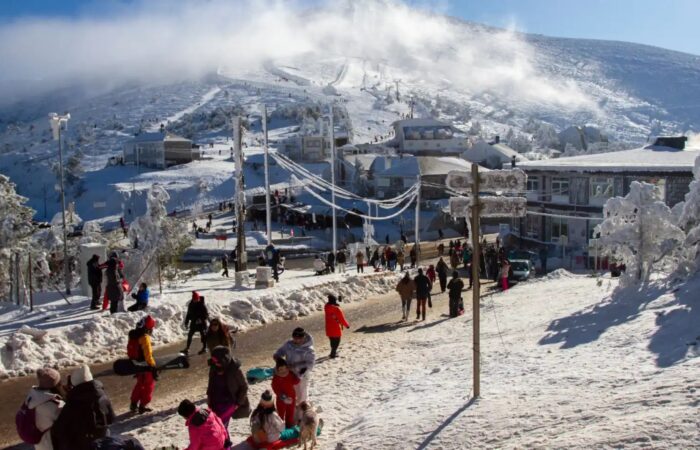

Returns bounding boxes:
[48,112,71,295]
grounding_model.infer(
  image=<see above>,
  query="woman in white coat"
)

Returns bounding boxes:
[24,368,65,450]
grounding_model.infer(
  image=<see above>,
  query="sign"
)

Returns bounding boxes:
[450,196,527,218]
[446,169,527,194]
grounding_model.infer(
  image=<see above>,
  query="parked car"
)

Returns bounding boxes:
[508,249,538,266]
[509,259,533,282]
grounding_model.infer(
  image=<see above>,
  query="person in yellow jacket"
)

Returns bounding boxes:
[129,315,157,414]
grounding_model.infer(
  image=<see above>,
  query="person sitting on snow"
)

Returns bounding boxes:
[250,390,285,446]
[128,283,150,312]
[177,399,228,450]
[313,255,328,275]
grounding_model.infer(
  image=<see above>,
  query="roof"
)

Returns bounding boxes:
[464,141,526,164]
[392,118,450,128]
[245,180,311,197]
[373,156,475,178]
[518,145,700,173]
[130,132,191,144]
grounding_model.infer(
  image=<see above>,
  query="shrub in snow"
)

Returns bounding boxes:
[675,154,700,273]
[595,181,684,283]
[0,175,35,300]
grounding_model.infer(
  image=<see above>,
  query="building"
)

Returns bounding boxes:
[516,137,699,268]
[389,118,469,156]
[463,138,527,169]
[371,155,474,200]
[123,132,199,169]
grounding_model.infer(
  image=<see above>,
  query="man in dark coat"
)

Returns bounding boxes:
[435,257,449,293]
[446,271,465,317]
[221,254,229,278]
[87,254,103,310]
[100,252,124,314]
[207,346,251,433]
[52,365,115,450]
[327,251,335,273]
[413,268,432,321]
[182,291,209,355]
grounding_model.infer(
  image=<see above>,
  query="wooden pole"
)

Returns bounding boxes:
[470,163,481,398]
[262,105,272,246]
[233,116,247,272]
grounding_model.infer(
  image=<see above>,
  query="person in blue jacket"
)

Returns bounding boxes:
[128,283,150,312]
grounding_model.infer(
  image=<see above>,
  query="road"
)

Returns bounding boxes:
[0,239,485,448]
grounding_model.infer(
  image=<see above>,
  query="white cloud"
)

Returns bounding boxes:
[0,0,596,111]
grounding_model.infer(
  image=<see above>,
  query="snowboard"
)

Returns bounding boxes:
[246,367,274,384]
[113,354,190,376]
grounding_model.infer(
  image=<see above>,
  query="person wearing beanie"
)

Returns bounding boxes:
[51,365,115,450]
[129,315,157,414]
[99,251,125,314]
[273,328,315,406]
[22,368,64,450]
[324,294,350,359]
[249,390,285,445]
[177,399,227,450]
[206,346,250,437]
[182,291,209,355]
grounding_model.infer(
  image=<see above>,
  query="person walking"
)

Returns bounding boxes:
[100,251,125,314]
[177,399,228,450]
[127,283,150,312]
[182,291,209,355]
[51,365,115,450]
[395,272,416,321]
[128,315,157,414]
[19,368,64,450]
[409,246,417,268]
[436,257,449,293]
[355,250,364,273]
[446,271,465,318]
[414,268,432,321]
[273,328,315,405]
[397,249,405,271]
[205,318,234,352]
[221,254,229,278]
[327,251,335,273]
[462,246,472,270]
[324,294,350,358]
[207,346,251,437]
[86,254,102,310]
[336,249,346,274]
[499,258,511,291]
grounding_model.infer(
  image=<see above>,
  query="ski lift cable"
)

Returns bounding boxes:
[302,184,419,221]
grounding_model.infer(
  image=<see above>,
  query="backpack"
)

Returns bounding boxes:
[15,401,45,444]
[127,329,143,360]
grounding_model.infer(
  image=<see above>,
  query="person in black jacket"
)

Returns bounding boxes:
[87,255,103,310]
[52,365,115,450]
[182,291,209,355]
[207,346,251,436]
[435,257,449,293]
[99,252,125,314]
[413,268,432,321]
[446,271,465,318]
[327,251,335,273]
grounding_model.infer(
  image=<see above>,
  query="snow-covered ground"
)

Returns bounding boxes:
[0,268,399,378]
[128,270,699,449]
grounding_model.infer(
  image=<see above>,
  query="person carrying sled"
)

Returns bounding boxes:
[271,359,299,428]
[273,327,315,405]
[182,291,208,355]
[128,283,149,312]
[207,346,251,435]
[436,257,449,293]
[128,315,157,414]
[18,368,64,450]
[51,365,115,450]
[249,391,285,446]
[87,254,103,310]
[414,268,432,321]
[177,399,228,450]
[205,317,234,352]
[446,271,465,318]
[100,251,125,314]
[324,294,350,359]
[395,272,416,321]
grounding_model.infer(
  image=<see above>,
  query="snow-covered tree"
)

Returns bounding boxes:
[596,181,684,283]
[675,154,700,273]
[468,121,482,136]
[0,175,35,300]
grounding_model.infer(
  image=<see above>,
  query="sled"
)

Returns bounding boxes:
[244,423,322,450]
[113,354,189,376]
[246,367,274,384]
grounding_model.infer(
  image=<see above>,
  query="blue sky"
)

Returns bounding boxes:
[2,0,699,55]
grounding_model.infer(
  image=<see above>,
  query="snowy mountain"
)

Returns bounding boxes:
[2,8,700,221]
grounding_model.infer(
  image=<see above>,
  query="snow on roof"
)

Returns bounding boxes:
[130,132,190,143]
[464,140,526,164]
[245,180,311,197]
[392,118,450,128]
[519,145,700,173]
[374,156,474,177]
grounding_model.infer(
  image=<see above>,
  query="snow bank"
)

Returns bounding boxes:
[0,271,399,378]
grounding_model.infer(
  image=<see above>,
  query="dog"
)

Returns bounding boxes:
[298,401,321,450]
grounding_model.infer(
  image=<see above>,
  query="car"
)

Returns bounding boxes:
[508,249,538,267]
[509,259,533,282]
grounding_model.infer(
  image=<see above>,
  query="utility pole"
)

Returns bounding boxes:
[262,105,272,246]
[329,106,337,256]
[470,163,481,398]
[233,116,247,272]
[414,174,421,265]
[49,113,71,295]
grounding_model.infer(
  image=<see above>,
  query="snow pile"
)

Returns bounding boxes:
[0,270,399,378]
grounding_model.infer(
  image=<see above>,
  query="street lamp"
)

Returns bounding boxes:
[48,112,71,295]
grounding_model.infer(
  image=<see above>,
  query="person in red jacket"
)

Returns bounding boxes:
[270,359,299,428]
[324,294,350,359]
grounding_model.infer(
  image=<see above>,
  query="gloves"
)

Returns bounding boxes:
[299,367,307,375]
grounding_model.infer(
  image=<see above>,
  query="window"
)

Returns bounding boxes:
[551,217,568,242]
[527,177,540,192]
[526,215,539,238]
[551,177,569,196]
[590,177,613,199]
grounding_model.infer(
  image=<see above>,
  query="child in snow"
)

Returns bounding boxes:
[271,359,299,428]
[128,283,150,311]
[182,291,209,355]
[19,368,65,450]
[324,294,350,358]
[178,399,228,450]
[129,315,157,414]
[250,391,285,446]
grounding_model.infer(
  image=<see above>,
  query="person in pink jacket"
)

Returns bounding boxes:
[177,399,228,450]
